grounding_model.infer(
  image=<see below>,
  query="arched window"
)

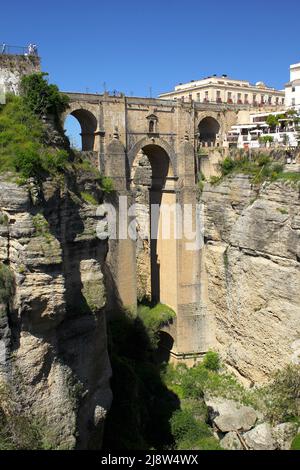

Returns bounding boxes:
[149,120,155,133]
[147,114,158,134]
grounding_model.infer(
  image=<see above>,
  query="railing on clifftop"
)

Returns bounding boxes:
[0,44,38,56]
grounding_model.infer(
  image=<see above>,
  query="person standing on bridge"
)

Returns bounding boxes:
[1,43,6,54]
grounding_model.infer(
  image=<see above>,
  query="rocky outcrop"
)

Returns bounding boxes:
[0,54,40,95]
[243,423,276,450]
[202,175,300,383]
[206,396,257,432]
[0,173,112,449]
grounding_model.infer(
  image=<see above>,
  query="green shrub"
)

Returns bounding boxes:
[137,303,176,348]
[203,351,220,371]
[170,409,221,450]
[80,192,98,206]
[221,157,236,175]
[0,263,14,306]
[101,176,114,194]
[0,95,69,180]
[291,434,300,450]
[20,72,69,117]
[261,364,300,424]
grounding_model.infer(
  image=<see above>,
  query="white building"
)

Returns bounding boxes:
[285,62,300,111]
[159,75,285,108]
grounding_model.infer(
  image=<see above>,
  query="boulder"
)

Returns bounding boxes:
[205,397,257,432]
[272,423,298,450]
[220,431,243,450]
[243,423,276,450]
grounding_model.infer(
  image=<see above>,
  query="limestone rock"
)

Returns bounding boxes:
[220,431,243,450]
[272,423,298,450]
[205,396,257,432]
[243,423,276,450]
[202,177,300,383]
[0,175,112,449]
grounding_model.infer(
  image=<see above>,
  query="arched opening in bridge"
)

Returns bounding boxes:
[64,109,98,151]
[198,117,220,147]
[131,144,177,312]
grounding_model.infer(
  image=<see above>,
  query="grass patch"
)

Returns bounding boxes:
[291,434,300,450]
[137,303,176,348]
[80,192,98,206]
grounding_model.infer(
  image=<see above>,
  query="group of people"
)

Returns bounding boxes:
[27,43,38,56]
[1,43,38,56]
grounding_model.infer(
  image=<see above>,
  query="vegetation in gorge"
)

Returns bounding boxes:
[0,262,14,313]
[0,92,69,179]
[210,154,300,185]
[0,74,114,194]
[137,303,176,348]
[0,383,52,450]
[103,307,179,450]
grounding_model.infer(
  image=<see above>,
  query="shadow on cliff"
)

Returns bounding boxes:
[102,302,180,450]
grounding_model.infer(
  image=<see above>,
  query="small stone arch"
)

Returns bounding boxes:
[63,104,98,151]
[128,137,178,177]
[198,116,221,147]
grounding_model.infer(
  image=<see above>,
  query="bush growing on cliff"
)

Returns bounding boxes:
[217,154,289,184]
[0,95,69,179]
[202,351,220,371]
[0,262,14,307]
[260,364,300,424]
[20,72,69,117]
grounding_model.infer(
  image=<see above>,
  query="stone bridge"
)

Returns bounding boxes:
[62,93,241,360]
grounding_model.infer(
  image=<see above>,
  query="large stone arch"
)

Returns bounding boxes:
[62,103,99,151]
[127,137,178,178]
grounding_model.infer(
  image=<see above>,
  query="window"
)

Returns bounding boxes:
[149,120,155,133]
[268,96,272,104]
[292,98,296,106]
[292,86,296,92]
[253,94,257,104]
[244,94,248,103]
[147,114,158,133]
[197,93,200,101]
[216,90,221,102]
[204,91,209,102]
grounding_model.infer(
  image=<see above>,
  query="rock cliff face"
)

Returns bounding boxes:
[202,175,300,384]
[0,172,112,449]
[0,54,40,95]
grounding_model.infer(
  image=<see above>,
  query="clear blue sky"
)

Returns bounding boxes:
[1,0,300,97]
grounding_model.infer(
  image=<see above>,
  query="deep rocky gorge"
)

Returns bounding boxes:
[1,169,300,449]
